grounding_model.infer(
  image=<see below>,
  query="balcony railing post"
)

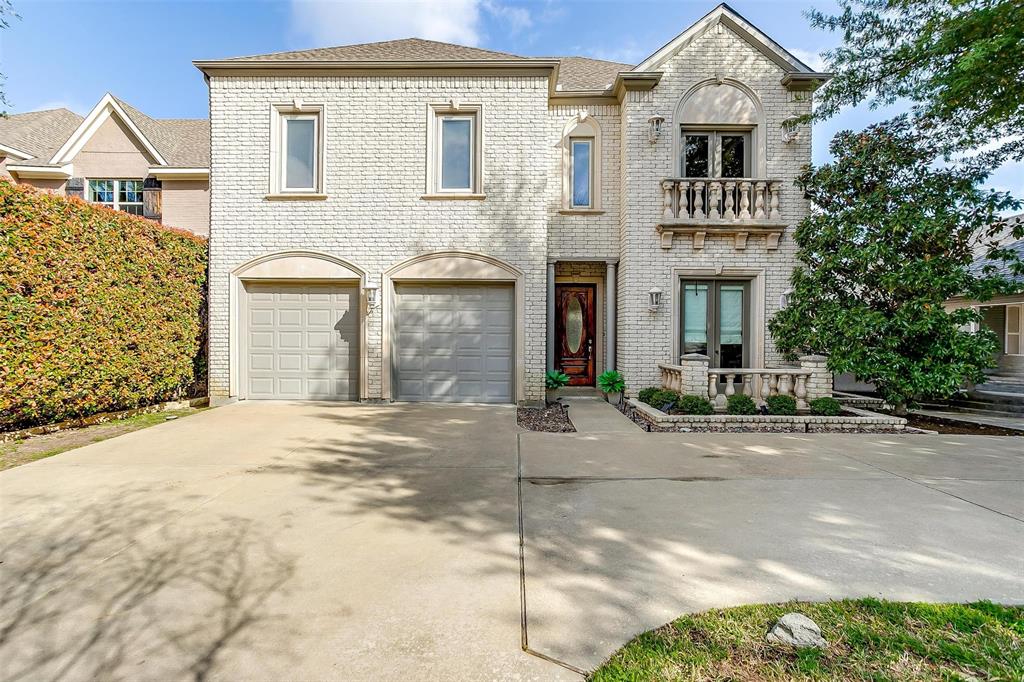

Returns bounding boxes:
[795,374,808,410]
[738,181,751,219]
[754,181,766,219]
[723,181,736,220]
[707,181,721,220]
[692,181,705,220]
[679,181,691,219]
[707,372,719,405]
[662,180,676,220]
[769,181,781,221]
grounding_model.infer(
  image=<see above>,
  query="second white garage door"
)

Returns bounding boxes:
[393,284,514,403]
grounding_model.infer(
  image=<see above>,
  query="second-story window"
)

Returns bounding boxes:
[570,138,593,208]
[269,102,325,198]
[439,114,475,191]
[283,115,318,191]
[88,179,144,215]
[681,130,750,178]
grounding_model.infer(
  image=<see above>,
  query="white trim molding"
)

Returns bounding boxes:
[229,251,367,401]
[425,102,484,197]
[672,77,767,178]
[268,101,327,197]
[147,167,210,180]
[6,163,74,179]
[0,143,33,160]
[49,93,168,166]
[381,250,525,402]
[560,113,603,211]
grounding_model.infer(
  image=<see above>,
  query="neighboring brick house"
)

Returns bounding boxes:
[195,3,829,404]
[0,93,210,236]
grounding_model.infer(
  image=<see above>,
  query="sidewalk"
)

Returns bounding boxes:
[562,397,640,433]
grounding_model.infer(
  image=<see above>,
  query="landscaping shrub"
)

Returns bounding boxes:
[675,394,714,415]
[810,396,843,416]
[726,393,757,415]
[0,181,207,430]
[765,394,798,415]
[638,387,679,411]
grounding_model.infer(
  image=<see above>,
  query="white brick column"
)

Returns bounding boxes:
[800,354,832,400]
[546,261,556,371]
[679,353,710,398]
[605,260,617,372]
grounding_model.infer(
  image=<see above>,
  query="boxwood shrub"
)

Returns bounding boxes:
[0,181,208,430]
[765,394,798,415]
[726,393,757,415]
[810,396,843,416]
[638,387,679,411]
[675,394,714,415]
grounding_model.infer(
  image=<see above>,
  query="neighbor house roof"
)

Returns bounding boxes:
[970,215,1024,285]
[0,108,84,162]
[221,37,524,63]
[1,94,209,172]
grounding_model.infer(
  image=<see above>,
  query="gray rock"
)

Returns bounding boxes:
[766,613,828,648]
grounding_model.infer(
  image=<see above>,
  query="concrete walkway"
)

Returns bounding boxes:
[912,407,1024,431]
[519,431,1024,671]
[562,397,639,433]
[0,402,573,682]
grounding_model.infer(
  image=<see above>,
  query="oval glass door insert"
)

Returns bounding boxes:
[566,297,583,353]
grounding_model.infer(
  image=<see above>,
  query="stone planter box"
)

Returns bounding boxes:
[623,399,907,433]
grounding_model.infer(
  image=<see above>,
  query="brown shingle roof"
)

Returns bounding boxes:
[0,108,83,161]
[549,56,633,92]
[212,38,633,92]
[112,97,209,167]
[223,37,526,63]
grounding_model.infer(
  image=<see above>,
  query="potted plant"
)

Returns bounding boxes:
[545,369,570,403]
[597,370,626,405]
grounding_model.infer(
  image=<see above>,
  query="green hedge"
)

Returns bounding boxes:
[0,181,207,430]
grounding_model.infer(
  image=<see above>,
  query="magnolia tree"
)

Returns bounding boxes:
[769,119,1021,414]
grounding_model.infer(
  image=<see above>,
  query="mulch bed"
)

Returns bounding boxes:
[902,413,1023,436]
[517,403,576,432]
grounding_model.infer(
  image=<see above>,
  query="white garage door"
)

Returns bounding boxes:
[244,283,359,400]
[394,284,513,403]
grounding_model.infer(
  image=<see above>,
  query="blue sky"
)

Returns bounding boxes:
[1,0,1019,196]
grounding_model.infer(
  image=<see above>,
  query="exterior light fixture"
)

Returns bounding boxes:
[782,119,800,143]
[647,115,665,143]
[647,287,663,311]
[364,284,380,309]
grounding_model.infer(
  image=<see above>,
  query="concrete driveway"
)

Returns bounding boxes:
[0,402,573,681]
[519,431,1024,671]
[2,404,1022,680]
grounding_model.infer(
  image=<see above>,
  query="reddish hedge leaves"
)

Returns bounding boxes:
[0,181,207,430]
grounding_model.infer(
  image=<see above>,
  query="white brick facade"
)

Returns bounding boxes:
[205,10,817,403]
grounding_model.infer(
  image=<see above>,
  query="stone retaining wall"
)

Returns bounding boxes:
[623,399,907,433]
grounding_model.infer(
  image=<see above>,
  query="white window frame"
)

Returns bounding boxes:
[1007,303,1023,355]
[680,127,753,178]
[88,178,144,215]
[269,102,326,198]
[569,137,594,209]
[559,114,602,213]
[425,103,483,197]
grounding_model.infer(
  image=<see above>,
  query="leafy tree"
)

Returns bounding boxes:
[770,118,1022,414]
[0,1,17,115]
[806,0,1024,163]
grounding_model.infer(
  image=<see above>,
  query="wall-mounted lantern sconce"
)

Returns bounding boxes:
[364,284,380,309]
[647,115,665,143]
[647,287,663,311]
[782,119,800,144]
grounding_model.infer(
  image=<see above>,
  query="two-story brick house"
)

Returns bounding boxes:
[195,3,828,404]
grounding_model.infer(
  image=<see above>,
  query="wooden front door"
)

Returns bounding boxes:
[555,284,597,386]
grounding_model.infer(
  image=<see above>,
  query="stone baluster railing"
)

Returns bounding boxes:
[660,179,781,222]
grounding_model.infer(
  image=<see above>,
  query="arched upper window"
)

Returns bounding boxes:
[560,113,602,212]
[672,79,766,179]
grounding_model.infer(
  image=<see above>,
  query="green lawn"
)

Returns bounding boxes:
[0,408,206,470]
[591,599,1023,681]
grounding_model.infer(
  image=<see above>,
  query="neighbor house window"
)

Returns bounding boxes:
[570,138,593,208]
[426,103,483,196]
[88,179,143,215]
[270,103,325,196]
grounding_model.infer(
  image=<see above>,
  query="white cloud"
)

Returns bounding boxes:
[290,0,533,47]
[788,47,826,72]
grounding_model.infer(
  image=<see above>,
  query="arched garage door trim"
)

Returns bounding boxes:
[382,250,525,402]
[230,250,367,400]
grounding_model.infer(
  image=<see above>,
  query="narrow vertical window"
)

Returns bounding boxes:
[283,115,317,191]
[571,138,592,208]
[439,116,474,191]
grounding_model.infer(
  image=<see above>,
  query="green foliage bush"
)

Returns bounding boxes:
[726,393,757,415]
[597,370,626,394]
[637,387,678,410]
[810,397,843,416]
[675,394,714,415]
[0,181,208,430]
[545,370,570,390]
[765,394,798,415]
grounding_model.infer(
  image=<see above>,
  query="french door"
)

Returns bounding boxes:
[680,280,751,371]
[681,130,751,217]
